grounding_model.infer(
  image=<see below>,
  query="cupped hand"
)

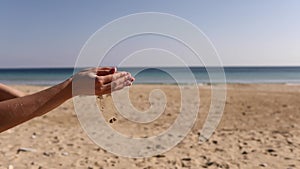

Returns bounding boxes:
[71,67,135,96]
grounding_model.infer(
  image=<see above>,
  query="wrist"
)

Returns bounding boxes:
[63,77,73,99]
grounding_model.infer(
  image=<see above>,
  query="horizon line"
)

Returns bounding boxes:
[1,65,300,69]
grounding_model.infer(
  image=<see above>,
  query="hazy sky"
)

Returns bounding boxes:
[0,0,299,68]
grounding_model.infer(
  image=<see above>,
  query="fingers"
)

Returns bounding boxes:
[92,67,135,95]
[99,71,129,84]
[98,74,134,95]
[101,81,132,95]
[111,75,133,89]
[112,80,132,91]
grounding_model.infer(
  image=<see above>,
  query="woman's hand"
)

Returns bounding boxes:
[71,67,135,96]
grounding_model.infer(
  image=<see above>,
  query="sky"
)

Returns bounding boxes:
[0,0,299,68]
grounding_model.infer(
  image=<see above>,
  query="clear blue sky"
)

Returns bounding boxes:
[0,0,299,68]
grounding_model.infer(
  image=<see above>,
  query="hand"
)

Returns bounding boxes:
[71,67,135,96]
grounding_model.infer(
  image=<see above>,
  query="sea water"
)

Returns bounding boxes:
[0,67,300,85]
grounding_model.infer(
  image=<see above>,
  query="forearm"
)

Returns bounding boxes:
[0,78,72,132]
[0,67,134,133]
[0,83,25,101]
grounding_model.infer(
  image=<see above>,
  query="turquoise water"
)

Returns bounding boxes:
[0,67,300,85]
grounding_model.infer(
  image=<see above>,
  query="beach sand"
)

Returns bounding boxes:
[0,84,300,169]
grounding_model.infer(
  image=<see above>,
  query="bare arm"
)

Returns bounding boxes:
[0,83,25,101]
[0,67,134,133]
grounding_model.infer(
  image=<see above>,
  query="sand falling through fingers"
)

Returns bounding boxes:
[98,95,117,124]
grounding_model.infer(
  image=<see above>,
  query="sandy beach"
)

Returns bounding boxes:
[0,84,299,169]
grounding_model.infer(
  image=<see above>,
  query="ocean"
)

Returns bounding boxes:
[0,67,300,85]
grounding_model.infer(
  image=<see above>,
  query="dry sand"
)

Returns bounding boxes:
[0,84,300,169]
